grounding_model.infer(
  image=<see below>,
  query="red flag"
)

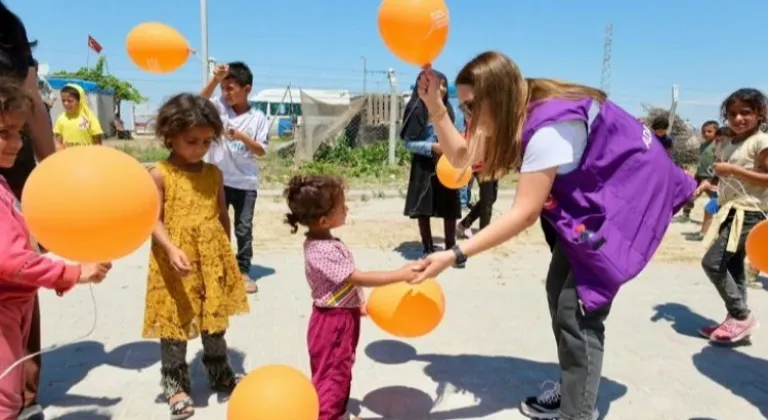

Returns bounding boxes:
[87,35,103,54]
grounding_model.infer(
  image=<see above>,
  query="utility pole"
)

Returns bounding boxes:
[669,84,680,128]
[200,0,209,85]
[361,56,367,95]
[600,23,613,96]
[387,69,398,165]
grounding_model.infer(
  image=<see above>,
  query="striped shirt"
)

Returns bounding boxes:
[304,238,362,308]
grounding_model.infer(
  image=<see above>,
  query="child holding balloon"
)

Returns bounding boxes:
[401,70,462,260]
[143,93,250,419]
[696,88,768,343]
[53,84,103,148]
[283,174,421,420]
[0,81,111,420]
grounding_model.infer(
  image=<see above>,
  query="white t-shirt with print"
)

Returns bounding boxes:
[520,101,598,175]
[204,96,269,191]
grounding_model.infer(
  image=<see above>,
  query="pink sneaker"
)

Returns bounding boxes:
[698,323,720,338]
[710,313,759,343]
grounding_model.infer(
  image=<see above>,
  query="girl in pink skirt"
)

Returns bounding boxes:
[283,174,420,420]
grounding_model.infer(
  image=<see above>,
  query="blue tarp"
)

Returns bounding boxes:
[47,77,114,95]
[277,118,293,136]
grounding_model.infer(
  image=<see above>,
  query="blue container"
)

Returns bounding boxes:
[277,118,293,137]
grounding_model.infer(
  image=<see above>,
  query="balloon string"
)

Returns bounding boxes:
[704,165,768,220]
[0,284,98,380]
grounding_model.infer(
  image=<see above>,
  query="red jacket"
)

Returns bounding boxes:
[0,177,80,303]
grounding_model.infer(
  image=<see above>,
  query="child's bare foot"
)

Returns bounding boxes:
[169,392,195,420]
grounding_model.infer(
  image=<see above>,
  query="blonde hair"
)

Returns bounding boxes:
[456,51,607,179]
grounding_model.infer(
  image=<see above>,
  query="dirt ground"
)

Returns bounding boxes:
[251,194,711,263]
[104,136,712,263]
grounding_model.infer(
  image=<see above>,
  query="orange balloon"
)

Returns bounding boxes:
[228,364,319,420]
[436,155,472,189]
[746,220,768,272]
[21,146,159,263]
[126,22,191,73]
[367,278,445,338]
[378,0,450,66]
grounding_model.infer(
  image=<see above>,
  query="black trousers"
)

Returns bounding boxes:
[547,242,610,419]
[223,186,257,274]
[542,216,558,252]
[160,331,234,399]
[460,180,498,230]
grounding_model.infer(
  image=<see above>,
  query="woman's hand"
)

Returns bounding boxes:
[417,68,444,111]
[694,180,712,197]
[410,250,455,284]
[431,142,443,156]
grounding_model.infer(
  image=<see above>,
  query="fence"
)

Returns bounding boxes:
[290,69,403,165]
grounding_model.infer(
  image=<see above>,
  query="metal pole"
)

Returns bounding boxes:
[200,0,209,85]
[387,68,398,165]
[361,56,367,95]
[668,84,680,128]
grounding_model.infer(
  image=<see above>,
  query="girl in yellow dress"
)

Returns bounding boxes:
[143,93,249,420]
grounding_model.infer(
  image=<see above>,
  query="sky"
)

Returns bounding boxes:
[7,0,768,126]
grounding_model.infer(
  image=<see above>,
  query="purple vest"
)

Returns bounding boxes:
[522,98,696,310]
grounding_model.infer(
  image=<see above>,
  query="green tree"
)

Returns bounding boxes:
[53,56,146,119]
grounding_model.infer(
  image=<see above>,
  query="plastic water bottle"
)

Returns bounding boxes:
[574,224,606,250]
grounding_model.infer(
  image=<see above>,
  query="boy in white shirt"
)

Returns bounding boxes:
[201,62,268,294]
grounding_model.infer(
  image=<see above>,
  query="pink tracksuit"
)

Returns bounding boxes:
[0,177,80,420]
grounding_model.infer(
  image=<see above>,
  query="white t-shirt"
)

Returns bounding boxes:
[520,101,598,174]
[204,96,269,191]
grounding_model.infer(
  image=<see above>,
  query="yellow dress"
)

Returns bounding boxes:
[142,161,249,341]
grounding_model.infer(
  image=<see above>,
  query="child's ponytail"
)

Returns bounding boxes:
[284,213,300,234]
[282,175,345,233]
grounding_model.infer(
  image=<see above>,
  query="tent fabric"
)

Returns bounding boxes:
[47,77,114,94]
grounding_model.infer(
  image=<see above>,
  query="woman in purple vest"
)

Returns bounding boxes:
[411,51,695,420]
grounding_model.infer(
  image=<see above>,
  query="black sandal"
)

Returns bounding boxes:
[169,395,195,420]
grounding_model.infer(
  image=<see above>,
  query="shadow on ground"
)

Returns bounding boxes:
[248,264,276,281]
[152,347,247,408]
[357,340,627,419]
[652,303,768,417]
[650,302,751,347]
[394,240,445,261]
[48,409,111,420]
[693,346,768,418]
[650,303,719,338]
[755,274,768,291]
[40,340,160,409]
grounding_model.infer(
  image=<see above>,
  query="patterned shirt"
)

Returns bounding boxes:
[304,238,362,308]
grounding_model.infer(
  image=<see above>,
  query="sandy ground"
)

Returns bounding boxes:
[30,196,768,420]
[253,194,714,263]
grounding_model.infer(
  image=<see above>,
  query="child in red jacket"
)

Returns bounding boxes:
[0,82,111,419]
